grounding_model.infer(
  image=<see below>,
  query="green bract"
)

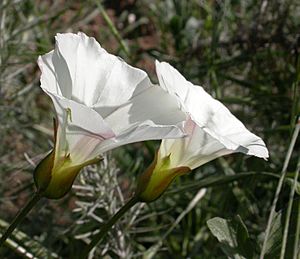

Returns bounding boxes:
[34,151,97,199]
[136,153,190,202]
[33,123,101,199]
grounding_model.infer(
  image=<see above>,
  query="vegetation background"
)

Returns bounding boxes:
[0,0,299,258]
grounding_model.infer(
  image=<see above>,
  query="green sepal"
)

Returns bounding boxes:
[33,150,55,192]
[33,118,101,199]
[34,150,101,199]
[136,152,190,203]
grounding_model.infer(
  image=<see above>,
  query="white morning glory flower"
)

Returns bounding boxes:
[155,60,269,169]
[136,61,268,202]
[35,32,186,198]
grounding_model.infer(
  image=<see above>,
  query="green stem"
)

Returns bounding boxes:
[260,118,300,259]
[293,199,300,259]
[280,156,300,259]
[94,0,130,57]
[81,196,139,258]
[0,192,42,247]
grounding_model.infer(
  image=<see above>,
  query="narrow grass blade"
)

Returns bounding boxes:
[260,117,300,259]
[0,218,59,258]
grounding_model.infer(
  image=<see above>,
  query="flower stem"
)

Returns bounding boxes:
[0,192,42,247]
[81,196,139,258]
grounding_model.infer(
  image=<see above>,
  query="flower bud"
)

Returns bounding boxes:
[136,153,190,203]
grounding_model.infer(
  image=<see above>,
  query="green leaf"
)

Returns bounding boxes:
[235,215,256,258]
[207,216,256,259]
[264,199,300,259]
[263,210,283,258]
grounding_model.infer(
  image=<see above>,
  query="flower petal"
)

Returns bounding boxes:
[38,51,64,96]
[159,121,237,169]
[54,32,149,106]
[46,91,115,164]
[88,85,187,156]
[104,85,186,134]
[39,32,150,107]
[156,61,269,160]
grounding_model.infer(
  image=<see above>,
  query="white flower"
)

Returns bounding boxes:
[136,61,268,202]
[155,60,269,170]
[38,32,186,166]
[35,32,186,198]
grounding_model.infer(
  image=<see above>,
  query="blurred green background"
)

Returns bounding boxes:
[0,0,299,258]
